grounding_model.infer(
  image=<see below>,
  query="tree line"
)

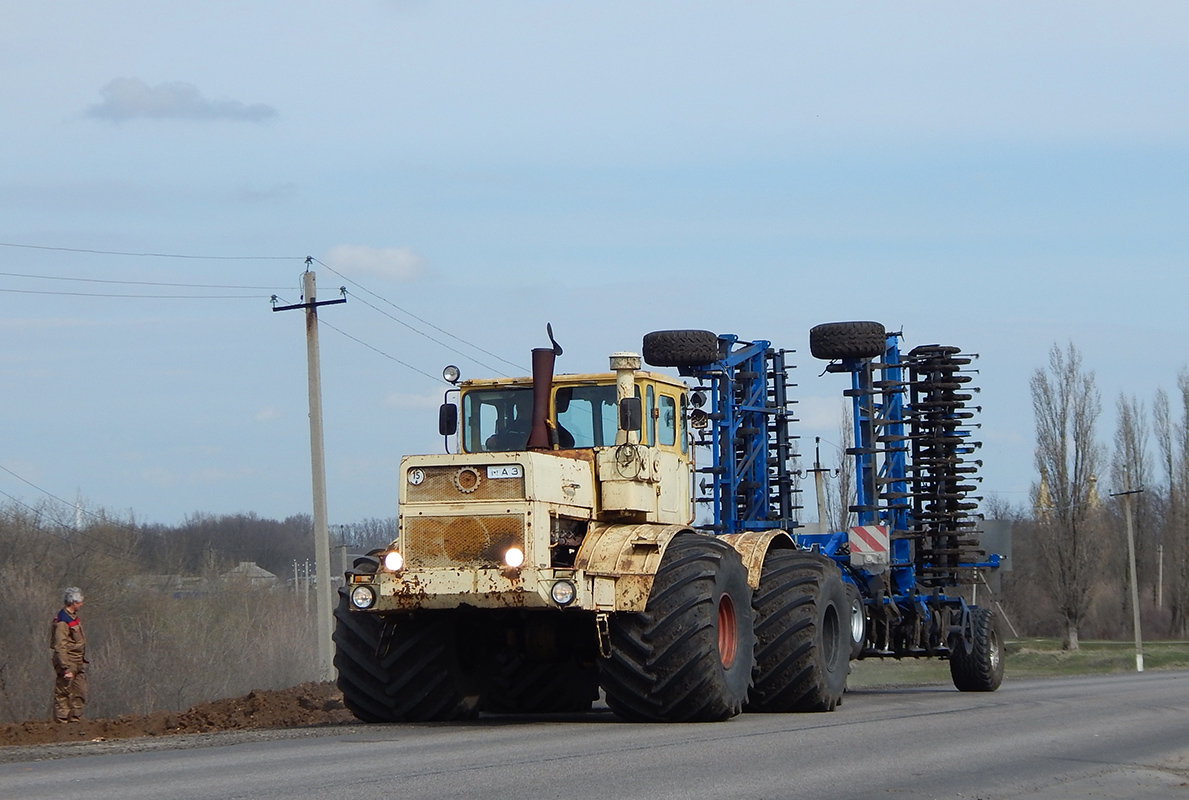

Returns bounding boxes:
[0,504,396,724]
[1000,342,1189,649]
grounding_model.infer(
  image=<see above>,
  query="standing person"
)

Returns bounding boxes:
[50,587,88,723]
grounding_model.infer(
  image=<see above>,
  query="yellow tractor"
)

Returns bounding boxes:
[334,330,851,721]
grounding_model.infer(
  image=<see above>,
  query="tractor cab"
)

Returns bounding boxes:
[455,373,690,458]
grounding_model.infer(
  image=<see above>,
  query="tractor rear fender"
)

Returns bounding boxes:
[720,531,797,589]
[573,522,694,611]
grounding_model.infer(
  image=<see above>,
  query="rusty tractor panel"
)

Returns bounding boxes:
[720,530,796,589]
[403,514,525,569]
[574,521,692,611]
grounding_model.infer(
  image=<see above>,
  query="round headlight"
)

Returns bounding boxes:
[503,547,524,568]
[383,550,404,572]
[550,580,576,606]
[350,585,376,609]
[442,364,461,384]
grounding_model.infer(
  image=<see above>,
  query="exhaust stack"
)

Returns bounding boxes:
[526,325,564,451]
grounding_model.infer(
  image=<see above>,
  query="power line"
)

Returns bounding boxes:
[344,290,512,377]
[0,487,142,565]
[0,287,268,299]
[0,241,299,260]
[0,463,136,531]
[311,258,527,375]
[316,316,442,382]
[271,293,444,383]
[0,270,284,291]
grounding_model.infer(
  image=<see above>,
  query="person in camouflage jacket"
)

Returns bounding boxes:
[50,587,88,723]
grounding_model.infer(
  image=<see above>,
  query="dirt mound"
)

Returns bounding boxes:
[0,682,355,748]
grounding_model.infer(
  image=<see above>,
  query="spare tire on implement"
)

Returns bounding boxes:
[642,330,721,367]
[808,321,886,360]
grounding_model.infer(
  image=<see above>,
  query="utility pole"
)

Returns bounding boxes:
[273,264,346,682]
[807,437,832,535]
[1111,486,1145,673]
[1157,543,1164,609]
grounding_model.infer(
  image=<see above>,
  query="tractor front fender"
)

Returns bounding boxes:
[574,522,692,611]
[720,530,797,589]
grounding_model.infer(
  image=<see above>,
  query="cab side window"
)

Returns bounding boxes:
[659,394,676,447]
[679,393,688,453]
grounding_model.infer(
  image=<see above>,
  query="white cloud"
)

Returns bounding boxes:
[255,407,280,422]
[86,78,278,123]
[322,245,424,282]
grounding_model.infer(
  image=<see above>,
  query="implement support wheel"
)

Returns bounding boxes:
[950,606,1004,692]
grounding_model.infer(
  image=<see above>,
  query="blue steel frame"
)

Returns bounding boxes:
[689,329,1000,658]
[679,335,798,535]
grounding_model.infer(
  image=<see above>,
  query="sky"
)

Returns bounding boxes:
[1,2,1187,528]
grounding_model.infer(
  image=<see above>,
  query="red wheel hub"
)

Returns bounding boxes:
[717,592,738,669]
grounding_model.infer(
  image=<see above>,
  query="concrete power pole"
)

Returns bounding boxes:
[1111,486,1145,673]
[273,265,346,682]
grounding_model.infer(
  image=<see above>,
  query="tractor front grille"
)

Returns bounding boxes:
[402,514,525,569]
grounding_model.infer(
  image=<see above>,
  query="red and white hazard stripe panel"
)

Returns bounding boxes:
[848,525,890,570]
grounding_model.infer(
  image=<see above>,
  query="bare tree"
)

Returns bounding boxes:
[1154,372,1189,636]
[1030,342,1104,650]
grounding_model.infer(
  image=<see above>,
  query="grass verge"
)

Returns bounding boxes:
[847,639,1189,688]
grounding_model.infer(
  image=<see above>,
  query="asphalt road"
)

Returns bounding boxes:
[3,671,1188,800]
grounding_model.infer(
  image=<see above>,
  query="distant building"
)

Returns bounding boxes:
[128,561,280,597]
[221,561,279,588]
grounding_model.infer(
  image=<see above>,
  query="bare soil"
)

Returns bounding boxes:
[0,682,354,748]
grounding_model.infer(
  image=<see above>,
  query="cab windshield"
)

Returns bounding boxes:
[462,387,533,453]
[461,384,620,452]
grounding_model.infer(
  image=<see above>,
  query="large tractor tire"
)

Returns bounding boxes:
[333,590,480,722]
[949,606,1004,692]
[642,330,720,368]
[745,549,850,712]
[481,653,599,714]
[809,321,886,360]
[599,534,755,722]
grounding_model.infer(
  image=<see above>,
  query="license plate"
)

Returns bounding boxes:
[487,465,523,479]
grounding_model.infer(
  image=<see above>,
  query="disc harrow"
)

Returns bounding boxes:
[902,345,984,588]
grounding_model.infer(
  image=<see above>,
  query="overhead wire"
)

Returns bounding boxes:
[271,293,444,382]
[0,269,285,291]
[342,290,513,377]
[0,238,528,377]
[317,318,443,383]
[311,257,527,375]
[0,287,269,299]
[0,241,300,260]
[0,485,143,565]
[0,463,139,531]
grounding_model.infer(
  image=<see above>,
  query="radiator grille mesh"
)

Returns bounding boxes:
[403,514,525,569]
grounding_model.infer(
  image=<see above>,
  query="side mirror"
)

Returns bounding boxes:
[438,403,458,436]
[618,397,642,432]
